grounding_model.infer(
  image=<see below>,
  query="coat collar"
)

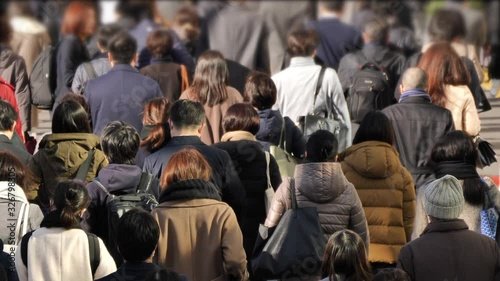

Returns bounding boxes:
[289,57,316,67]
[421,219,469,236]
[221,131,256,142]
[0,134,11,143]
[159,179,221,204]
[167,136,204,146]
[109,64,139,73]
[398,94,433,104]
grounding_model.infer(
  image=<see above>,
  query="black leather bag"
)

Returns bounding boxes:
[298,67,342,142]
[477,138,497,167]
[462,56,492,113]
[251,179,325,279]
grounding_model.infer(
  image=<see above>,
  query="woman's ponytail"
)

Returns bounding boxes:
[52,181,91,229]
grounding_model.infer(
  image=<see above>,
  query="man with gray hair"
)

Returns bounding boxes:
[382,67,454,189]
[397,175,500,281]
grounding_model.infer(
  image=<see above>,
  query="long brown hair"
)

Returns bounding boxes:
[321,230,372,281]
[417,42,470,107]
[0,151,37,192]
[141,98,172,152]
[188,50,229,107]
[160,147,212,190]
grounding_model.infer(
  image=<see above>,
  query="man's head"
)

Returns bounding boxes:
[100,121,140,165]
[169,100,205,137]
[362,16,389,44]
[0,100,18,139]
[108,31,138,66]
[115,209,160,263]
[424,175,465,221]
[287,29,319,58]
[147,29,174,59]
[245,71,277,111]
[96,24,123,52]
[306,130,338,163]
[400,67,428,93]
[318,0,344,15]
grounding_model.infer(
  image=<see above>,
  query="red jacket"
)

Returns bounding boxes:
[0,78,24,143]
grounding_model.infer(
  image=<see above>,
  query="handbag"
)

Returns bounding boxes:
[269,118,299,178]
[298,67,342,142]
[480,180,499,240]
[476,137,497,168]
[264,152,275,214]
[462,56,492,113]
[251,179,325,279]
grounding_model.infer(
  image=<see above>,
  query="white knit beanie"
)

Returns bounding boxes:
[424,175,465,220]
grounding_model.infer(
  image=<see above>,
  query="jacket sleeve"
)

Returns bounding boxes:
[337,55,357,95]
[93,238,118,279]
[14,58,31,131]
[264,179,292,227]
[402,167,416,242]
[285,117,306,158]
[348,184,369,250]
[27,154,42,201]
[328,70,352,151]
[269,155,282,190]
[15,244,28,281]
[71,64,86,94]
[397,245,415,281]
[221,207,249,281]
[462,87,481,137]
[411,187,429,240]
[28,204,44,232]
[445,110,456,133]
[222,155,247,223]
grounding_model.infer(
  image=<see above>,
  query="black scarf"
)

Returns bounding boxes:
[159,179,222,204]
[435,161,480,180]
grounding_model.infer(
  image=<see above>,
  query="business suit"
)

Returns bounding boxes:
[84,64,163,136]
[0,135,31,165]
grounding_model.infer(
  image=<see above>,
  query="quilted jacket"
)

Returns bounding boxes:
[264,162,369,248]
[338,141,416,264]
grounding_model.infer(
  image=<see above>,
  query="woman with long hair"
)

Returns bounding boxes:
[29,100,107,213]
[15,181,116,281]
[338,111,415,269]
[137,98,172,168]
[418,42,480,137]
[179,50,243,144]
[54,1,96,105]
[412,130,500,239]
[152,148,248,281]
[321,230,372,281]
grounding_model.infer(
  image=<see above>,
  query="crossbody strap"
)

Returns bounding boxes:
[290,178,297,211]
[311,67,327,111]
[87,233,100,278]
[75,148,95,181]
[83,62,98,80]
[264,152,272,189]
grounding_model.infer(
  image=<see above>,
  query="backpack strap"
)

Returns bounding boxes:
[290,178,297,211]
[82,62,98,80]
[92,178,112,198]
[21,230,35,267]
[75,148,95,181]
[137,172,154,193]
[87,233,100,278]
[278,118,286,150]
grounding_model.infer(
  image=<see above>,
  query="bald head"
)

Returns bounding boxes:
[401,67,428,92]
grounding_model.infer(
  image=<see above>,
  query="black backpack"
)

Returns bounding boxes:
[30,44,58,110]
[347,56,393,123]
[92,172,158,265]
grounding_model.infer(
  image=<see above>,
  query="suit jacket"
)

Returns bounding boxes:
[84,64,163,136]
[0,135,31,165]
[143,136,246,222]
[382,95,455,189]
[309,18,363,70]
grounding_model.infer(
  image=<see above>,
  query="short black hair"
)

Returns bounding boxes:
[353,111,394,145]
[52,99,91,134]
[372,268,410,281]
[306,130,338,163]
[115,209,160,263]
[428,8,466,42]
[0,99,18,131]
[245,71,277,110]
[223,103,260,135]
[170,100,205,129]
[319,0,345,12]
[287,29,319,57]
[96,24,123,51]
[109,31,138,64]
[100,121,140,165]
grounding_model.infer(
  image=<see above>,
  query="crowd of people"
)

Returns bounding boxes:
[0,0,499,281]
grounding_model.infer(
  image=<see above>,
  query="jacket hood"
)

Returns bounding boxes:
[295,162,351,203]
[338,141,401,179]
[10,17,48,34]
[40,133,101,149]
[96,164,142,194]
[0,182,28,203]
[256,109,282,143]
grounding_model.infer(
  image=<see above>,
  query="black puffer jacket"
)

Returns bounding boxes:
[256,109,306,158]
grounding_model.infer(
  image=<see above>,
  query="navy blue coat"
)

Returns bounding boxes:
[84,64,163,135]
[309,18,363,70]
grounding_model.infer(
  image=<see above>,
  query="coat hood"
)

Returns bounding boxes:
[338,141,401,179]
[294,162,352,203]
[256,109,282,143]
[10,17,48,34]
[0,182,28,203]
[39,133,101,149]
[95,164,142,194]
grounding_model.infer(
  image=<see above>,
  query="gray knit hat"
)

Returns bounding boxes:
[424,175,465,220]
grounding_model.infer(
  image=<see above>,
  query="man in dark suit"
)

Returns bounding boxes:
[308,0,363,70]
[0,100,31,164]
[84,32,163,136]
[143,100,246,222]
[383,68,454,189]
